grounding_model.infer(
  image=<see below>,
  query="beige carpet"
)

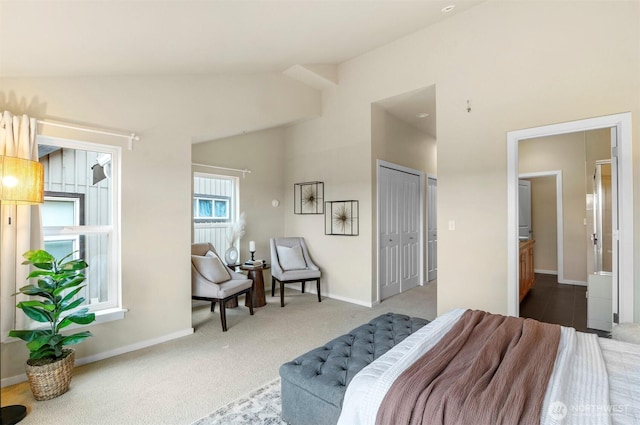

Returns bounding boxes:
[1,282,437,425]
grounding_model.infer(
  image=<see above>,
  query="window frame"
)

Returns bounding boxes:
[37,135,123,321]
[193,195,231,223]
[192,172,240,252]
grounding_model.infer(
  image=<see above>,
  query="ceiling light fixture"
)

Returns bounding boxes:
[416,112,430,119]
[442,5,456,13]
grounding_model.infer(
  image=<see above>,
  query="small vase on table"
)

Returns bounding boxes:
[225,246,239,265]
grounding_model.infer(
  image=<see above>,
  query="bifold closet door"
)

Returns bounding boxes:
[400,172,420,291]
[379,166,420,300]
[379,166,401,299]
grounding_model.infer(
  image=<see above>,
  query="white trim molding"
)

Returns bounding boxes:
[1,327,194,388]
[507,112,633,324]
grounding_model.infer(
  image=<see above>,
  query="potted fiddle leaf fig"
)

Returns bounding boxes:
[9,249,96,400]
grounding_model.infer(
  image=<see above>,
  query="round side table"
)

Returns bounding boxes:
[240,264,270,308]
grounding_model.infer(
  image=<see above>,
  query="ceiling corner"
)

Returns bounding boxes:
[283,64,338,90]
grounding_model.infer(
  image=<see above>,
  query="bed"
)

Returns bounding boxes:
[337,309,640,425]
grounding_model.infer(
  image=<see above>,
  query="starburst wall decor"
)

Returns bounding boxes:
[294,181,324,214]
[325,200,359,236]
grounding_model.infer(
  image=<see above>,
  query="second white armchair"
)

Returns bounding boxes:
[270,237,321,307]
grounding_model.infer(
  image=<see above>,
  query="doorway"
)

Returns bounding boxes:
[518,171,564,282]
[507,113,633,325]
[371,85,436,304]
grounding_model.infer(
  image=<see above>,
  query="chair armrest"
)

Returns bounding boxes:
[299,238,320,271]
[270,239,284,277]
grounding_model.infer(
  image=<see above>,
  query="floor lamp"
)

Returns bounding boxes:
[0,155,44,425]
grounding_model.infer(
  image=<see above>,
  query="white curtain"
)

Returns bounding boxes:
[0,111,43,339]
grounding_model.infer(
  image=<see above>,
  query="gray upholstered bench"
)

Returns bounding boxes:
[279,313,430,425]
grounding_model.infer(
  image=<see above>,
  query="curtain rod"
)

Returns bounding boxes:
[37,120,140,150]
[192,163,252,178]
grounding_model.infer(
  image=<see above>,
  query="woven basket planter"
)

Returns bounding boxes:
[25,349,75,401]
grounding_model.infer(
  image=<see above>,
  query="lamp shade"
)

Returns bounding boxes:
[0,155,44,204]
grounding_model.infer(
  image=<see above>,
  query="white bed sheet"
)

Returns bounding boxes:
[337,310,640,425]
[599,337,640,425]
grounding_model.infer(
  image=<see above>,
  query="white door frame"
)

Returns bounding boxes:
[519,171,564,283]
[427,174,437,282]
[376,160,425,303]
[507,113,633,322]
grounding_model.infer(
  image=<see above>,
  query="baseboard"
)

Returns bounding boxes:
[558,279,587,287]
[1,327,194,388]
[1,373,27,387]
[534,269,558,275]
[324,292,373,307]
[284,284,373,308]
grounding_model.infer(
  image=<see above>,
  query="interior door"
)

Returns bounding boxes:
[400,172,420,291]
[518,180,532,240]
[587,160,613,331]
[379,166,401,299]
[427,177,437,282]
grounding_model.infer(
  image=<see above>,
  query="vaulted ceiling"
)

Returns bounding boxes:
[1,1,483,77]
[1,1,485,140]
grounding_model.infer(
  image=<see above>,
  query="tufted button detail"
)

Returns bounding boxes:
[280,313,430,419]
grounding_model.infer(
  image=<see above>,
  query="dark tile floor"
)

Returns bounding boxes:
[520,273,610,337]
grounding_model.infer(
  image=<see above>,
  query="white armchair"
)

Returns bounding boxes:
[191,243,254,331]
[270,237,321,307]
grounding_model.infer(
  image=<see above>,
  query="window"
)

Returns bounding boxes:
[37,136,122,319]
[193,196,230,222]
[193,173,239,253]
[42,193,84,261]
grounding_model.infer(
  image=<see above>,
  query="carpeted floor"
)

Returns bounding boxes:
[1,282,437,424]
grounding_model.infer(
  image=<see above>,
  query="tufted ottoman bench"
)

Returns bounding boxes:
[279,312,430,425]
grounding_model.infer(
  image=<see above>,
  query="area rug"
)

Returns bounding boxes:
[191,378,287,425]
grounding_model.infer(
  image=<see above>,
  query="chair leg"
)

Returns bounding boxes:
[211,301,216,312]
[272,277,276,297]
[220,300,228,332]
[301,281,305,293]
[316,279,321,302]
[247,288,254,316]
[280,281,285,307]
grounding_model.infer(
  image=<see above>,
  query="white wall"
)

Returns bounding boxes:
[282,94,371,304]
[192,127,288,280]
[0,75,319,381]
[283,0,640,316]
[1,0,639,383]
